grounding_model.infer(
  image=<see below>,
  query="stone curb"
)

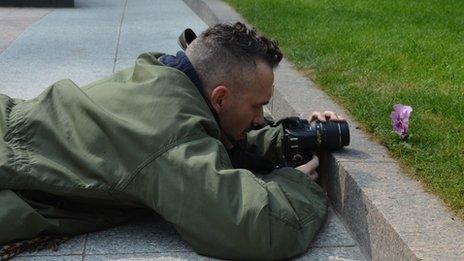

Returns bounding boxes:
[183,0,464,260]
[0,0,73,7]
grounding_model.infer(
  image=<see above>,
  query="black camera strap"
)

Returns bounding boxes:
[177,28,197,51]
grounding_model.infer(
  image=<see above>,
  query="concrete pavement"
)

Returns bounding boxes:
[0,7,51,54]
[0,0,207,98]
[0,0,365,260]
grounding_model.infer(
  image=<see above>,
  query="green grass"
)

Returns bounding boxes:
[226,0,464,217]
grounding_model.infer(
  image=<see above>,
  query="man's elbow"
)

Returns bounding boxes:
[189,205,327,260]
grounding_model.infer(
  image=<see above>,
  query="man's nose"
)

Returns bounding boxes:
[252,109,265,127]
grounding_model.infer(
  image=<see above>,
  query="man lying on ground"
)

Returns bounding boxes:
[0,22,345,260]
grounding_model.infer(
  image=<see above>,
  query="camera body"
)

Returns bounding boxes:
[281,117,350,167]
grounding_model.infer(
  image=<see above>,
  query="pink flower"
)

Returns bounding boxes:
[391,104,413,139]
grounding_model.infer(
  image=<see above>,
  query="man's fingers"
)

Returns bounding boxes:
[323,111,334,118]
[306,154,319,172]
[310,111,345,122]
[310,111,326,122]
[295,154,319,175]
[308,170,319,181]
[329,114,346,122]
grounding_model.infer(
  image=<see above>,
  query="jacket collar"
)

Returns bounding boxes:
[159,51,204,95]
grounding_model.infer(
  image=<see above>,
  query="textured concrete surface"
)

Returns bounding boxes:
[1,0,364,260]
[185,0,464,260]
[0,0,206,99]
[117,0,206,60]
[331,161,464,260]
[0,7,52,53]
[17,209,365,260]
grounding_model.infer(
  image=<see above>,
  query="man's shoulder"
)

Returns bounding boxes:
[80,52,220,140]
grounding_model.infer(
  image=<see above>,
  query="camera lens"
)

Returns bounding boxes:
[311,121,350,150]
[280,117,350,167]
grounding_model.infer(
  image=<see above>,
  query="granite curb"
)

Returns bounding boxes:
[183,0,464,260]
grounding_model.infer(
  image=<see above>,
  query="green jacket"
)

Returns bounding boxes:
[0,53,327,260]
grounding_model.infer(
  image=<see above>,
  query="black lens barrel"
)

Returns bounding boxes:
[281,117,350,167]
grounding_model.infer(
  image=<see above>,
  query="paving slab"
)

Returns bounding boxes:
[114,58,139,72]
[84,252,210,261]
[0,0,124,99]
[15,256,82,261]
[17,235,86,257]
[85,217,192,255]
[0,0,208,99]
[298,247,365,261]
[117,0,207,60]
[0,8,52,54]
[312,208,357,248]
[0,0,124,60]
[13,207,364,260]
[0,57,114,98]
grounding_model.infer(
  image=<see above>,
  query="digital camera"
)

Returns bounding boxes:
[281,117,350,167]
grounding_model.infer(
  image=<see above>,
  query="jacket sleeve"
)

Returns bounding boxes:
[123,135,327,260]
[244,109,283,163]
[245,124,284,162]
[228,124,284,173]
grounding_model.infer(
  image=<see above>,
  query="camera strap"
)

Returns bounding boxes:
[178,28,197,51]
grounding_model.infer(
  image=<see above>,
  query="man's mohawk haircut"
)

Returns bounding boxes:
[201,22,283,68]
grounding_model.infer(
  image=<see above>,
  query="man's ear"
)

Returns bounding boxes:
[210,85,230,112]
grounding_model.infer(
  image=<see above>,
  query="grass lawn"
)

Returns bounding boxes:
[226,0,464,217]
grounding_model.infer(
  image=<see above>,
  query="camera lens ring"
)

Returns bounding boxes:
[337,122,342,147]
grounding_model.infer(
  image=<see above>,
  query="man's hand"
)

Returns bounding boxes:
[309,110,345,122]
[294,111,345,181]
[295,154,319,181]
